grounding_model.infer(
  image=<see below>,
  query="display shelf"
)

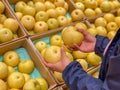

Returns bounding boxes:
[4,0,87,37]
[0,0,116,89]
[72,0,120,20]
[29,24,66,85]
[87,8,119,23]
[84,8,120,40]
[0,38,58,90]
[28,21,101,87]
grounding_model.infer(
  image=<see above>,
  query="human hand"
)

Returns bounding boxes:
[41,47,71,73]
[67,28,96,52]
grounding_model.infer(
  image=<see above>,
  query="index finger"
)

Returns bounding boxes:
[77,28,88,36]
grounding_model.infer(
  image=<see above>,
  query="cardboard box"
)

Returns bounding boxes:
[29,24,66,85]
[87,8,118,23]
[0,38,58,90]
[4,0,86,36]
[71,0,119,22]
[0,0,27,46]
[29,21,101,85]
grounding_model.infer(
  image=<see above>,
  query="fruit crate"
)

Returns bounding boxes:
[84,9,120,40]
[0,38,58,90]
[28,20,102,86]
[71,0,120,22]
[87,8,118,23]
[0,0,27,46]
[4,0,87,36]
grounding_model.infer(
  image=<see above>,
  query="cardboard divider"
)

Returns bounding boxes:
[87,64,100,75]
[66,0,77,13]
[0,38,58,90]
[29,25,66,85]
[0,0,27,46]
[50,86,64,90]
[52,85,67,90]
[6,0,29,4]
[57,83,69,90]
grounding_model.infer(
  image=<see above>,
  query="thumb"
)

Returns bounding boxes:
[60,47,67,59]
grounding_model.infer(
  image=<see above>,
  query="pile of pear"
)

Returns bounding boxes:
[13,0,85,35]
[0,1,19,44]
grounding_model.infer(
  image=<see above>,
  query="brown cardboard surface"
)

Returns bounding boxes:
[58,83,70,90]
[0,38,58,90]
[66,0,77,13]
[52,85,66,90]
[87,64,100,75]
[6,0,29,4]
[50,87,64,90]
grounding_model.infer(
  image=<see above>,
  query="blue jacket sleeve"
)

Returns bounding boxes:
[95,35,110,57]
[62,61,103,90]
[62,54,120,90]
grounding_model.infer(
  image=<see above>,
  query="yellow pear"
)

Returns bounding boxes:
[54,71,64,82]
[103,13,115,23]
[72,50,88,59]
[0,62,8,79]
[76,59,88,71]
[35,77,48,90]
[87,52,101,66]
[66,52,74,61]
[0,79,7,90]
[35,41,47,53]
[100,1,112,12]
[74,22,87,30]
[43,46,61,64]
[92,71,99,78]
[87,27,97,37]
[107,31,116,40]
[50,35,64,47]
[62,26,84,48]
[96,26,107,37]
